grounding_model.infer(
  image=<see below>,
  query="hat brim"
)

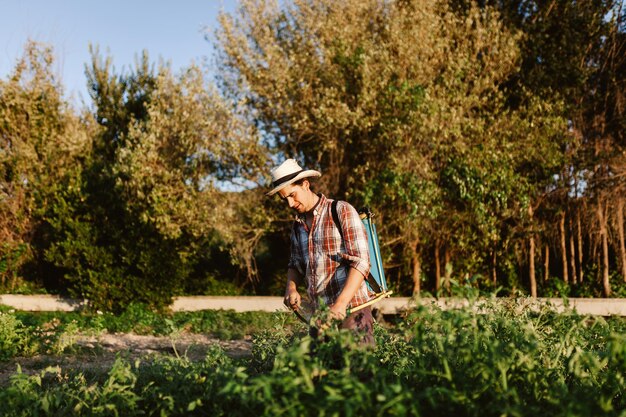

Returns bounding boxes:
[266,170,321,196]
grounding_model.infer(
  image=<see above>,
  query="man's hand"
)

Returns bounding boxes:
[284,288,301,311]
[329,300,348,320]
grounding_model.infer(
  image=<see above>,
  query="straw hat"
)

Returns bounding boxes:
[266,159,321,196]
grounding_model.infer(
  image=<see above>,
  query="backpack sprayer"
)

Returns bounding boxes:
[293,202,392,323]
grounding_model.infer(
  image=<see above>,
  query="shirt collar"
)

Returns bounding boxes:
[296,193,327,222]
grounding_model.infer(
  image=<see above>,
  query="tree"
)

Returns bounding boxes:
[114,64,269,279]
[0,41,90,291]
[216,0,569,294]
[44,49,268,311]
[489,0,626,296]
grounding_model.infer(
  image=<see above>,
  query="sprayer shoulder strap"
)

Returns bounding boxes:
[331,200,343,239]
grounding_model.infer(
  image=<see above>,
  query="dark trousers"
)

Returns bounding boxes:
[309,306,375,347]
[341,306,375,346]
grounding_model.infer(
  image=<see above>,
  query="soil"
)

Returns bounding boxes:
[0,332,253,386]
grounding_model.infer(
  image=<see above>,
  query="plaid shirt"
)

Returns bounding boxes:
[288,194,372,309]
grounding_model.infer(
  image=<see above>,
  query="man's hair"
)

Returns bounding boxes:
[294,177,315,190]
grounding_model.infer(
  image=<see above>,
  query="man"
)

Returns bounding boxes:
[267,159,375,345]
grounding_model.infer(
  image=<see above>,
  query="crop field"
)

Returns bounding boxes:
[0,300,625,417]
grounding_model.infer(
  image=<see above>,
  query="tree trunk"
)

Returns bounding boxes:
[591,229,598,269]
[529,235,537,297]
[435,240,441,293]
[569,215,577,285]
[559,211,569,283]
[597,200,611,297]
[543,243,550,282]
[528,205,537,297]
[444,246,451,294]
[411,239,421,296]
[577,209,584,283]
[617,198,626,282]
[491,250,497,286]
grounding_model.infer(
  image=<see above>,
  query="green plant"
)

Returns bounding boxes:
[0,312,35,360]
[2,302,626,416]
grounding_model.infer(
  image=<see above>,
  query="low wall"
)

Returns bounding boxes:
[2,294,626,316]
[0,294,88,312]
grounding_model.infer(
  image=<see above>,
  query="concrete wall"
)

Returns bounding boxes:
[2,294,626,316]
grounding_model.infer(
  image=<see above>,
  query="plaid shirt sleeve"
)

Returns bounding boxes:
[336,201,371,279]
[287,222,305,276]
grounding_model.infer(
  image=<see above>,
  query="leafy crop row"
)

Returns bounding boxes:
[1,300,625,416]
[0,303,296,358]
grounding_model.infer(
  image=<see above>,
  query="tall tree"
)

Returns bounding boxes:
[45,49,268,311]
[216,0,568,294]
[0,41,90,290]
[470,0,625,296]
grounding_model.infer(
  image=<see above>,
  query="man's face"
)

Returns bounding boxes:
[279,182,309,214]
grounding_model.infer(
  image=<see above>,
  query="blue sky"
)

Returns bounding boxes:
[0,0,237,105]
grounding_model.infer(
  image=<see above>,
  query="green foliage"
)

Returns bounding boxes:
[364,168,440,221]
[1,0,625,303]
[1,306,300,360]
[0,312,36,360]
[38,47,268,311]
[540,271,626,299]
[0,243,29,292]
[2,303,626,416]
[1,359,142,416]
[0,41,91,292]
[249,324,302,374]
[80,304,292,340]
[216,0,577,294]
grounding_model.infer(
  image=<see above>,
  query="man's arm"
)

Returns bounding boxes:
[329,267,365,319]
[329,202,371,318]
